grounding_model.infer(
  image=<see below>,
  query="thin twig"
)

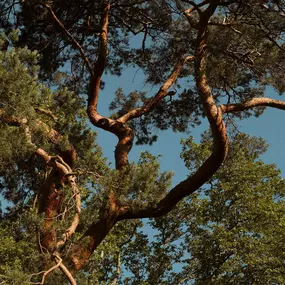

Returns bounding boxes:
[39,2,93,75]
[30,254,62,285]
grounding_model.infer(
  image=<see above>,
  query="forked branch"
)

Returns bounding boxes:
[54,253,77,285]
[31,254,62,285]
[118,2,228,220]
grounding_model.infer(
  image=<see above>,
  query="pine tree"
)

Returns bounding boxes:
[1,1,285,283]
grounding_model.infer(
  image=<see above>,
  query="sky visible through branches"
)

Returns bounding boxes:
[1,32,284,212]
[97,65,285,186]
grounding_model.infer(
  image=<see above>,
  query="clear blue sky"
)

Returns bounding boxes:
[96,67,285,187]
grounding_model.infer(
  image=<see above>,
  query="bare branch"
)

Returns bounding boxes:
[54,253,77,285]
[31,253,76,285]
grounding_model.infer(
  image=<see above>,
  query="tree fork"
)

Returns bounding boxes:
[68,3,229,271]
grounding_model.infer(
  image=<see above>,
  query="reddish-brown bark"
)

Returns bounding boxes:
[220,98,285,113]
[4,1,285,281]
[117,3,229,221]
[117,56,195,124]
[69,3,229,271]
[71,192,119,270]
[41,169,65,252]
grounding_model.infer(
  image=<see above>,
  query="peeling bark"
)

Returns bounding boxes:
[69,3,229,269]
[40,169,65,252]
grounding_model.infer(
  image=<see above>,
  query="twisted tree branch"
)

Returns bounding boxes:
[118,2,228,220]
[39,2,93,75]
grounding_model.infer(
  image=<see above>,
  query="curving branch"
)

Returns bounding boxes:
[32,253,62,285]
[220,97,285,113]
[88,1,110,114]
[82,2,135,170]
[31,253,76,285]
[51,156,81,251]
[118,2,228,220]
[54,253,77,285]
[117,55,195,124]
[70,3,228,270]
[26,126,80,252]
[70,191,119,270]
[1,109,80,254]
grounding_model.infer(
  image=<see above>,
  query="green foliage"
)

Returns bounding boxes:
[81,151,172,226]
[1,1,285,145]
[76,134,285,284]
[70,133,285,285]
[176,133,285,284]
[1,1,285,284]
[0,212,43,284]
[110,88,202,145]
[0,40,175,284]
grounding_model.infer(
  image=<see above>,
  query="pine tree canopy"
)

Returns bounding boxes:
[1,1,285,284]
